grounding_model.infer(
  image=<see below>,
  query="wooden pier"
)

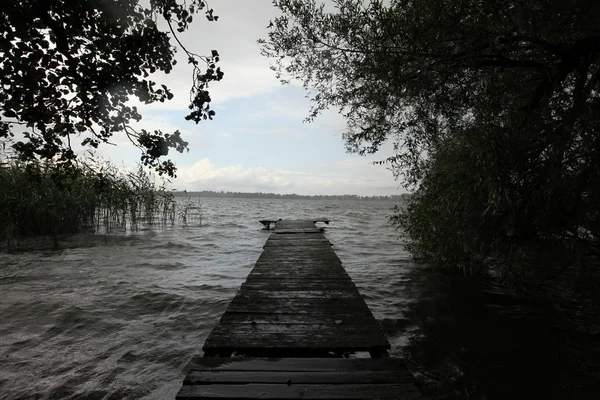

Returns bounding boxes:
[177,220,429,399]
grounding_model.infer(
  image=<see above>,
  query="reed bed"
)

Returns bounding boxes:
[0,157,198,250]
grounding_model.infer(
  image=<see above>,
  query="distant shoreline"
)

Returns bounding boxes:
[172,190,410,202]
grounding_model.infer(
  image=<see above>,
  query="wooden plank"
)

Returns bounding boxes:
[203,336,388,352]
[275,222,317,227]
[233,290,361,299]
[256,254,341,261]
[244,276,351,282]
[275,220,316,224]
[255,250,340,257]
[249,262,345,269]
[250,265,347,273]
[183,370,416,385]
[255,259,341,264]
[177,383,424,399]
[267,231,327,240]
[225,298,372,314]
[252,263,344,270]
[253,260,342,267]
[202,325,390,350]
[259,247,338,254]
[244,277,352,283]
[236,288,359,295]
[184,357,412,373]
[256,253,340,258]
[245,272,352,280]
[265,239,331,245]
[219,313,377,325]
[202,340,388,353]
[272,229,323,234]
[268,233,326,239]
[256,253,341,260]
[253,262,343,268]
[247,267,350,275]
[273,227,319,231]
[260,245,336,251]
[264,242,333,247]
[205,322,389,338]
[241,281,356,290]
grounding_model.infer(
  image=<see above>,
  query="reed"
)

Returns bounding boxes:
[0,156,182,250]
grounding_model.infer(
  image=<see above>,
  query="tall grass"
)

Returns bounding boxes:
[0,156,192,250]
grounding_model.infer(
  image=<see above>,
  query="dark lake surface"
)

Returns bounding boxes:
[0,198,597,399]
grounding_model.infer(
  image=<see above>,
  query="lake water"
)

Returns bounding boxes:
[0,198,597,399]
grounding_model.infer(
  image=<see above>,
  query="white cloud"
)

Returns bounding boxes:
[172,158,402,196]
[125,0,284,112]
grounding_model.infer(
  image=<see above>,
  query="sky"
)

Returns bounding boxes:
[98,0,403,196]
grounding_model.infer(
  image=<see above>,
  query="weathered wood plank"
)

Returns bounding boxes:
[225,299,372,315]
[257,250,340,256]
[268,233,326,240]
[202,325,390,351]
[264,242,333,247]
[202,339,388,352]
[259,248,338,254]
[245,273,352,281]
[257,251,340,258]
[252,259,344,266]
[256,254,341,262]
[275,222,317,228]
[252,264,345,271]
[240,281,356,290]
[244,278,353,284]
[248,267,347,273]
[250,266,348,274]
[205,322,389,337]
[258,252,339,258]
[177,383,424,399]
[184,370,416,385]
[244,277,352,284]
[272,229,324,234]
[219,313,377,325]
[184,357,412,373]
[254,259,346,271]
[254,254,342,262]
[234,290,360,299]
[269,232,325,237]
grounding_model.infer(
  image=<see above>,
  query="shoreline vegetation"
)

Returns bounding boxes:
[0,157,201,251]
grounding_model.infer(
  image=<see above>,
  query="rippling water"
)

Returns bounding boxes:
[1,198,598,400]
[0,198,415,399]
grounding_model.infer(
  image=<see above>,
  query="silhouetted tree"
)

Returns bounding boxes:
[261,0,600,281]
[1,0,224,176]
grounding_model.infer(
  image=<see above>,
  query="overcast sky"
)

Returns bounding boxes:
[101,0,402,196]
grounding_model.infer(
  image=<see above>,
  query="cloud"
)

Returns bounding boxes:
[173,158,403,196]
[125,0,284,112]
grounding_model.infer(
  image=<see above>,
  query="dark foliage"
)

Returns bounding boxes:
[261,0,600,281]
[0,0,224,177]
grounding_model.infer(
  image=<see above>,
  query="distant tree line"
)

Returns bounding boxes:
[172,190,409,201]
